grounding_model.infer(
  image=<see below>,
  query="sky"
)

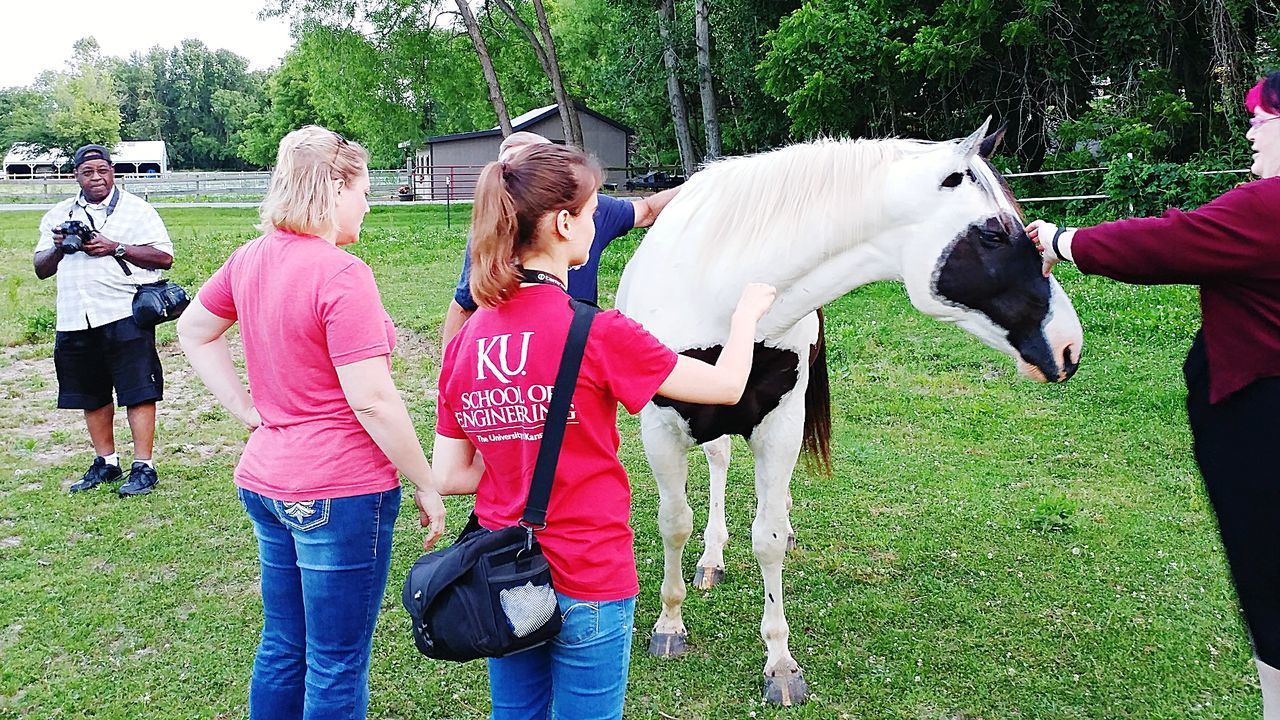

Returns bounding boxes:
[0,0,294,89]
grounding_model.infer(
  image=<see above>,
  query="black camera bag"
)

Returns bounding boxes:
[402,298,596,662]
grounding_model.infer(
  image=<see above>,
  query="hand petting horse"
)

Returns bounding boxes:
[617,119,1084,706]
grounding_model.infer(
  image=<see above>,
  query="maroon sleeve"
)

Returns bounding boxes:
[589,310,679,414]
[1072,181,1279,284]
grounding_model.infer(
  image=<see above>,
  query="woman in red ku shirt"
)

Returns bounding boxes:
[431,143,774,720]
[1028,71,1280,717]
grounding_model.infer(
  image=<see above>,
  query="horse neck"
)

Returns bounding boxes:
[753,232,902,338]
[737,140,920,336]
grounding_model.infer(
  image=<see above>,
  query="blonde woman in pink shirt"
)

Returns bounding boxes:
[177,126,446,720]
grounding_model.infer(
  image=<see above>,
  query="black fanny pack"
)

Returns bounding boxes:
[132,277,191,327]
[114,256,190,328]
[402,298,596,662]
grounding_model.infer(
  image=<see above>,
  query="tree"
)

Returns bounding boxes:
[456,0,514,135]
[0,88,56,153]
[757,0,1279,169]
[238,54,325,167]
[657,0,697,176]
[492,0,581,145]
[46,38,122,155]
[694,0,721,159]
[111,40,266,169]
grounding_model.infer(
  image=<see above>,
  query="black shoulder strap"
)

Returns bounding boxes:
[520,299,597,528]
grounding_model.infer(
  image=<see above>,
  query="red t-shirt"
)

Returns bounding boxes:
[436,285,678,601]
[198,229,400,500]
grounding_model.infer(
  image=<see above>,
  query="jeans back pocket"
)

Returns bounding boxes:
[274,498,331,532]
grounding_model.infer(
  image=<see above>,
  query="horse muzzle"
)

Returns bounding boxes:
[1016,340,1081,383]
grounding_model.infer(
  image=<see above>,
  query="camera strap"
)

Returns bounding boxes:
[69,186,120,230]
[71,188,135,277]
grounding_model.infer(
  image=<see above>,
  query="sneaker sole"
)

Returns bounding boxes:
[118,486,155,497]
[70,479,123,494]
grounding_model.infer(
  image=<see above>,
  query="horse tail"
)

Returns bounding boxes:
[803,308,833,474]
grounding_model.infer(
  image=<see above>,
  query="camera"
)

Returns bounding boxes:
[55,220,94,253]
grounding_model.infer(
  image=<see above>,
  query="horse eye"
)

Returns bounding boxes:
[941,172,964,188]
[978,230,1007,247]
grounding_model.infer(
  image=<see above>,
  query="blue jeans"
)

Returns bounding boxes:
[238,486,401,720]
[487,593,637,720]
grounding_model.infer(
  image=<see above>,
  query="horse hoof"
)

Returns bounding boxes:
[648,632,689,658]
[786,533,798,551]
[692,566,724,590]
[763,669,809,706]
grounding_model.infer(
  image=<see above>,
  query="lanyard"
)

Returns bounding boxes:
[518,267,568,293]
[68,188,134,276]
[68,187,121,232]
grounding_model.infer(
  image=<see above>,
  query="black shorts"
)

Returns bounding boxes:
[55,316,164,409]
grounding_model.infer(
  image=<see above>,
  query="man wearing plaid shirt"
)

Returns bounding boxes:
[34,144,175,497]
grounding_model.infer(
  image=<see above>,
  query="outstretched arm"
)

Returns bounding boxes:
[656,283,776,404]
[631,186,682,228]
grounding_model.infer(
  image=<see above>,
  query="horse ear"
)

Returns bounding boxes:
[978,122,1008,159]
[956,117,992,158]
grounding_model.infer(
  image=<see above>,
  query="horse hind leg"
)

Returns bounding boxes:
[750,394,810,706]
[642,410,696,658]
[785,490,797,551]
[694,435,732,590]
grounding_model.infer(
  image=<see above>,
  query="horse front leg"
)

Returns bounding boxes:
[642,409,696,658]
[749,395,810,706]
[693,435,732,590]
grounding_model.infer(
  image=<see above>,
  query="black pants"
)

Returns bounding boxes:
[1185,333,1280,665]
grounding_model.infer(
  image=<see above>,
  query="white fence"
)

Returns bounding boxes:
[1005,167,1251,203]
[0,166,1253,204]
[0,170,411,202]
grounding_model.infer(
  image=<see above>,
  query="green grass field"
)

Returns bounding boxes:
[0,205,1258,719]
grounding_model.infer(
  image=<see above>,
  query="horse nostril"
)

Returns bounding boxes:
[1059,345,1080,381]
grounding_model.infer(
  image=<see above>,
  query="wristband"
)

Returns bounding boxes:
[1051,227,1068,260]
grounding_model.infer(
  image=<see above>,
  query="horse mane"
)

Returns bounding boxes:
[675,138,1022,270]
[972,157,1023,221]
[682,137,917,269]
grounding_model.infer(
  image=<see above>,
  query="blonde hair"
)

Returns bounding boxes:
[257,125,370,237]
[498,132,551,161]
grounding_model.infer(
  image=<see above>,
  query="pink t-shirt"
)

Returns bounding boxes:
[436,285,678,601]
[198,229,399,501]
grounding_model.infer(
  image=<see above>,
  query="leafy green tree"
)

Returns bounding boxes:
[110,40,266,169]
[46,38,122,155]
[0,88,56,154]
[758,0,1277,168]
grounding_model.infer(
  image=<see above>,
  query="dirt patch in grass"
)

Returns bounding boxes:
[0,328,442,468]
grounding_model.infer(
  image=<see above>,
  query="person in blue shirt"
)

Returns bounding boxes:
[441,132,682,345]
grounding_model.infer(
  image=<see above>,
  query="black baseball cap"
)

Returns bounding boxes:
[72,144,112,168]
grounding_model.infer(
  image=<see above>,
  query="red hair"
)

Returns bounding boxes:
[1245,71,1280,115]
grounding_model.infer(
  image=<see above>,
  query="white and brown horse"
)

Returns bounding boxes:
[616,121,1084,705]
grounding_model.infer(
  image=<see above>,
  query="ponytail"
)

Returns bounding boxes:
[468,144,603,308]
[470,161,520,308]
